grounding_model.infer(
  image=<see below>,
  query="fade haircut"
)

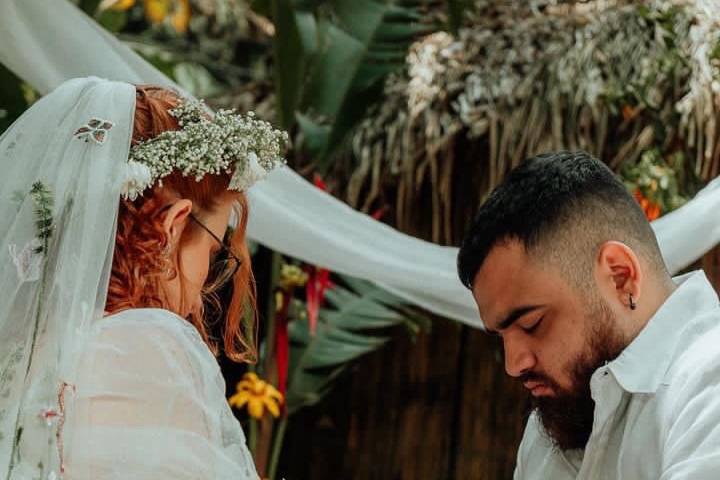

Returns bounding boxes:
[457,151,668,291]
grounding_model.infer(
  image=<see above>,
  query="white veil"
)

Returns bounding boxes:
[0,77,135,479]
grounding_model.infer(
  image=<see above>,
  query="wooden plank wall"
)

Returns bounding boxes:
[280,315,528,479]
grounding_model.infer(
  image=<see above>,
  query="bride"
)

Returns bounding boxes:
[0,77,287,479]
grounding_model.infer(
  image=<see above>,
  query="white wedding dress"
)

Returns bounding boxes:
[64,308,258,480]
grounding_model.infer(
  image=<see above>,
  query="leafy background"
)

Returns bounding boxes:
[3,0,719,478]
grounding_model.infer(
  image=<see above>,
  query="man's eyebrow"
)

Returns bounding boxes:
[486,305,543,334]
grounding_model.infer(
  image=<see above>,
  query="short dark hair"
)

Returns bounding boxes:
[457,151,666,289]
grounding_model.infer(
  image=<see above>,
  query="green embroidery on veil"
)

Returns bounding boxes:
[5,181,55,479]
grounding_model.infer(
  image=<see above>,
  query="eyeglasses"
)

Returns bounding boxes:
[189,213,241,293]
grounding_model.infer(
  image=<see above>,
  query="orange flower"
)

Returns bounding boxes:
[622,104,639,121]
[633,189,661,221]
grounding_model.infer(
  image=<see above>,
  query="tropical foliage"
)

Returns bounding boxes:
[4,0,720,478]
[285,273,429,413]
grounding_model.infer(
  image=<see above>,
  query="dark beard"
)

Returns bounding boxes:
[530,359,597,451]
[529,299,627,451]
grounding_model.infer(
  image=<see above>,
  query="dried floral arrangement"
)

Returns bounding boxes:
[341,0,719,243]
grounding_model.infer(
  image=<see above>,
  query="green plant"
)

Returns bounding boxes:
[286,274,430,412]
[266,0,431,166]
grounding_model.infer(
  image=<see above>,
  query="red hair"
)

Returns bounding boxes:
[105,86,257,363]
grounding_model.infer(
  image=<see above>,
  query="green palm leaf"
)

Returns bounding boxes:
[285,274,430,414]
[271,0,431,162]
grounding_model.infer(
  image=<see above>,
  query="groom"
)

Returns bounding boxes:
[457,151,720,478]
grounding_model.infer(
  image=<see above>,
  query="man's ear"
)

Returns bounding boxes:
[596,240,642,308]
[162,199,193,245]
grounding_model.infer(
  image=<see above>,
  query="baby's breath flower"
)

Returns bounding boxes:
[124,99,288,200]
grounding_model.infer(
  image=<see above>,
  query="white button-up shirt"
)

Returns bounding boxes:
[514,271,720,479]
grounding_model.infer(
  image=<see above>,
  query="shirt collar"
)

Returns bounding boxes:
[607,270,719,394]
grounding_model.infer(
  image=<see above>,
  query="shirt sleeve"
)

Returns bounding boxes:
[63,311,258,480]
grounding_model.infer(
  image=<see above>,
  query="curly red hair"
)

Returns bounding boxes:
[105,86,257,363]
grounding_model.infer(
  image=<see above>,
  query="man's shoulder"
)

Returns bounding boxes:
[656,309,720,420]
[667,309,720,383]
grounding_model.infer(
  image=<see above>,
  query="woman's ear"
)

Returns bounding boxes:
[162,199,193,245]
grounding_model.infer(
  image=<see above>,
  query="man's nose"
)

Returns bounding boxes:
[503,337,536,378]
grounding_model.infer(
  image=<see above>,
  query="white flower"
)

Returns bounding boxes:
[230,152,269,191]
[121,160,154,200]
[9,238,43,283]
[127,99,287,194]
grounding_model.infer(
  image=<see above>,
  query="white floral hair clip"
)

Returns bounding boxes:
[121,99,289,200]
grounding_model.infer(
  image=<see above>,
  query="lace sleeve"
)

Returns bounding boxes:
[63,309,258,480]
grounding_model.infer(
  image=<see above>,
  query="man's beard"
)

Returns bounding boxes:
[525,298,628,451]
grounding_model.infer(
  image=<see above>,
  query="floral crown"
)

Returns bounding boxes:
[122,98,289,200]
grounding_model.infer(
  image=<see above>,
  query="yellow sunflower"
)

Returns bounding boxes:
[229,373,284,419]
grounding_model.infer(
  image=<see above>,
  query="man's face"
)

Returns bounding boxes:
[472,240,627,450]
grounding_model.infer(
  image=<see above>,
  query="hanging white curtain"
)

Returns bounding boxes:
[1,0,719,328]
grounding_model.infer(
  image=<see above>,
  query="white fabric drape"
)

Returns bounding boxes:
[1,0,720,328]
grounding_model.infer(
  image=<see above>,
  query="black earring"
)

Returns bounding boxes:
[629,293,637,310]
